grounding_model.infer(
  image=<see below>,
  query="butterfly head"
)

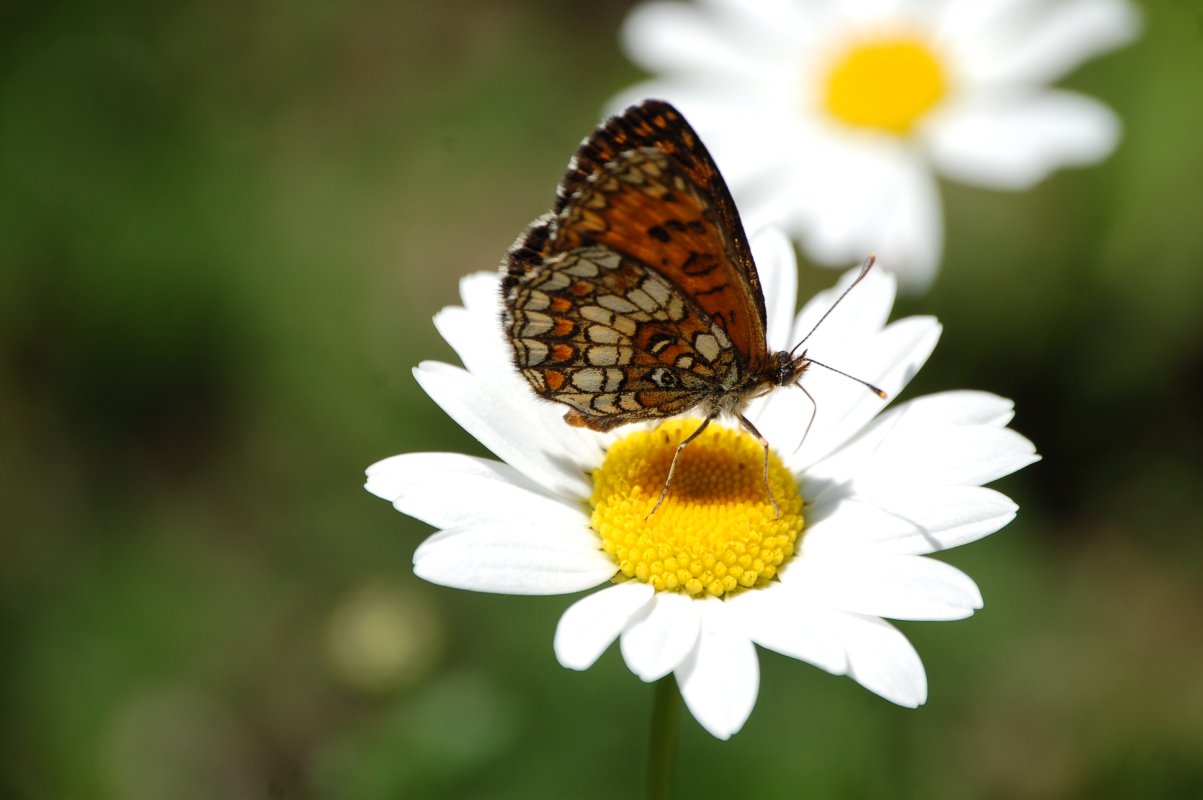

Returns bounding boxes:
[770,350,811,388]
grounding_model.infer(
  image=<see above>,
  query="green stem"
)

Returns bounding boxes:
[645,676,681,800]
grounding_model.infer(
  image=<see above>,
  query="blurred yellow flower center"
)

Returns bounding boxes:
[822,35,947,134]
[590,419,803,599]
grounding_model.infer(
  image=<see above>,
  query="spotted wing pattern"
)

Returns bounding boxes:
[502,100,769,431]
[507,245,739,431]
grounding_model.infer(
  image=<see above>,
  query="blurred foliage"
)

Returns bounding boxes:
[2,0,1202,798]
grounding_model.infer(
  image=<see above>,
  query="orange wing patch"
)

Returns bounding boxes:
[552,148,766,369]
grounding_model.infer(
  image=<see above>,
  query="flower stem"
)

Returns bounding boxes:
[645,676,680,800]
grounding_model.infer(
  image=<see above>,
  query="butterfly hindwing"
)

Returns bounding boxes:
[505,246,739,431]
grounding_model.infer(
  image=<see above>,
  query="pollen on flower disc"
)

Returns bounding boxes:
[590,419,804,598]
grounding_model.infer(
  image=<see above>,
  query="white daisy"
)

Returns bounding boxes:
[366,229,1038,739]
[611,0,1142,290]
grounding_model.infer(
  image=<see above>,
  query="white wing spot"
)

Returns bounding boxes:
[598,294,639,314]
[580,306,613,326]
[571,368,605,392]
[627,288,659,313]
[593,394,621,414]
[563,258,600,278]
[619,393,642,412]
[587,344,625,365]
[642,278,671,307]
[521,290,550,312]
[712,324,732,349]
[694,333,721,362]
[518,339,548,366]
[521,311,554,337]
[594,251,622,271]
[665,292,686,321]
[587,325,621,345]
[536,271,571,292]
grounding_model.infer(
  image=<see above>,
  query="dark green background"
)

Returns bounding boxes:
[3,1,1202,797]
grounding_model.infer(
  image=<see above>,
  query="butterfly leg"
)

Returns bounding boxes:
[790,381,818,458]
[736,413,780,520]
[646,415,714,521]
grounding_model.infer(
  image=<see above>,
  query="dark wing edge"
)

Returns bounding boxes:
[501,212,552,297]
[552,99,766,331]
[500,212,554,385]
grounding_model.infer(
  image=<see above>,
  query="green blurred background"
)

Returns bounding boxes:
[3,1,1202,797]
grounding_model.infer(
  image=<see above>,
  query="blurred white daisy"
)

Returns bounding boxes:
[611,0,1142,290]
[366,229,1038,739]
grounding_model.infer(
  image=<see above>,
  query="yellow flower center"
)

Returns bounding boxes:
[822,34,947,134]
[590,419,804,599]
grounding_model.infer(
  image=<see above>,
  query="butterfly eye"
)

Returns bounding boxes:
[651,367,680,389]
[770,351,795,386]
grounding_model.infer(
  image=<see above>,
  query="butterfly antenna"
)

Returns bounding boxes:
[788,255,877,359]
[805,358,888,398]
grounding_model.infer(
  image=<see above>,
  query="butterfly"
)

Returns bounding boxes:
[500,99,883,516]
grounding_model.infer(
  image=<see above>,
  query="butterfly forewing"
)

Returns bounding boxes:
[553,148,767,366]
[502,99,771,432]
[550,102,766,359]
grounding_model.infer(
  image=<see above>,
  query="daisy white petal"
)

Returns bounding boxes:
[755,314,942,467]
[782,136,898,266]
[413,524,616,595]
[413,361,592,499]
[792,261,897,352]
[797,144,944,291]
[752,263,900,452]
[832,613,928,707]
[436,274,605,467]
[675,599,759,740]
[926,91,1122,190]
[702,0,823,37]
[620,591,702,682]
[730,589,847,674]
[807,391,1041,490]
[612,0,1140,289]
[879,389,1018,427]
[871,425,1040,488]
[621,1,772,79]
[365,452,584,531]
[434,272,513,386]
[743,599,929,706]
[782,552,983,621]
[953,0,1142,86]
[792,315,943,468]
[751,227,799,353]
[555,582,655,671]
[869,159,944,291]
[832,0,921,27]
[804,485,1019,555]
